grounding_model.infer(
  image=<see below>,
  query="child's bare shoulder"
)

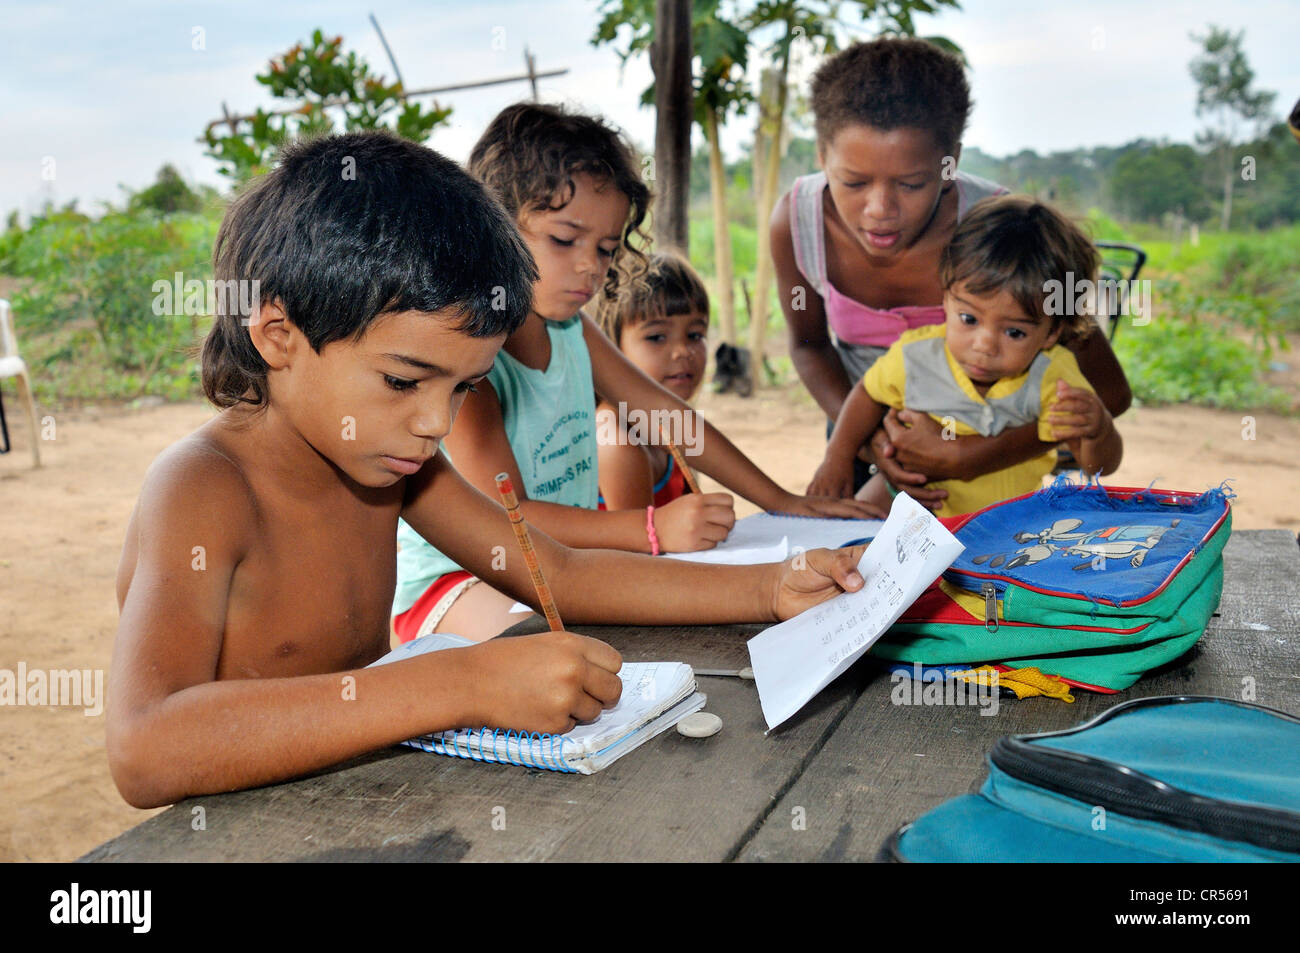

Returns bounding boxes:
[119,420,259,596]
[144,422,258,528]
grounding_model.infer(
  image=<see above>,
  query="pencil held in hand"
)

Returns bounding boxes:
[495,473,564,632]
[665,440,701,495]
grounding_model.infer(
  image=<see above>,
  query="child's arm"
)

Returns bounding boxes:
[870,413,1055,508]
[771,194,856,422]
[1068,328,1132,418]
[582,316,884,519]
[447,380,735,553]
[1047,380,1123,475]
[108,449,622,808]
[594,401,655,509]
[808,382,888,498]
[403,457,870,626]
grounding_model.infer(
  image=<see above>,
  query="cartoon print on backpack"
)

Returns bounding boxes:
[972,518,1182,571]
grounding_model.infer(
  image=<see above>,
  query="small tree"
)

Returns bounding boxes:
[128,165,204,216]
[593,0,752,344]
[203,29,451,182]
[1188,26,1275,231]
[743,1,962,375]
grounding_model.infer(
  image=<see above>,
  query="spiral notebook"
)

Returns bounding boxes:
[370,634,706,774]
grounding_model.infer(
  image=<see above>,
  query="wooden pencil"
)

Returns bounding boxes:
[494,472,564,632]
[662,433,702,495]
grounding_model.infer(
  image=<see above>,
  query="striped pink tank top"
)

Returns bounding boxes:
[788,170,1008,348]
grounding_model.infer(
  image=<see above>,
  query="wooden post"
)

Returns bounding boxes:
[525,47,539,101]
[652,0,692,253]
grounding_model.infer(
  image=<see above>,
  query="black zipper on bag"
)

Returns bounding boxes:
[989,696,1300,855]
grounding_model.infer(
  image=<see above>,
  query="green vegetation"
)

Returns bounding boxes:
[0,169,220,405]
[1114,282,1290,412]
[0,19,1294,415]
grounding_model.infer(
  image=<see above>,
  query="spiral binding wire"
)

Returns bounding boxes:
[402,726,575,772]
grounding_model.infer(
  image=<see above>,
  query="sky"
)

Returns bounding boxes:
[1,0,1297,220]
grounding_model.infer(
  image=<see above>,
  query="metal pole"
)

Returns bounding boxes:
[369,13,406,99]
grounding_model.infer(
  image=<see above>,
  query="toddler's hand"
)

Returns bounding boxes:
[655,492,735,552]
[1049,381,1110,442]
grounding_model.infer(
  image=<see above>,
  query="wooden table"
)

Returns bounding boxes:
[82,530,1300,862]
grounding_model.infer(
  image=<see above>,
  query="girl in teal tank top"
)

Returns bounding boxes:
[393,103,883,643]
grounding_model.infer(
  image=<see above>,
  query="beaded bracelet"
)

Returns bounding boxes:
[645,505,660,556]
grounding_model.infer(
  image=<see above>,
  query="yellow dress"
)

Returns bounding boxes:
[862,324,1094,519]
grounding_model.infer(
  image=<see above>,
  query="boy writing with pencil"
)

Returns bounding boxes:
[108,132,869,808]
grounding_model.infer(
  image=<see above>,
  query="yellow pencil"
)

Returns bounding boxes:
[495,472,564,632]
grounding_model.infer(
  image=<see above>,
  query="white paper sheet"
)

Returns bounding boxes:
[662,538,791,566]
[746,494,964,730]
[722,512,882,553]
[660,512,883,567]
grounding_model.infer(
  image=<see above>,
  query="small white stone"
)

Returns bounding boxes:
[676,711,723,738]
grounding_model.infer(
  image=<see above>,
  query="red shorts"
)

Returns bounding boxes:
[391,570,476,644]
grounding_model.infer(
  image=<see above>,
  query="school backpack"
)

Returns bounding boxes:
[872,479,1233,694]
[885,695,1300,862]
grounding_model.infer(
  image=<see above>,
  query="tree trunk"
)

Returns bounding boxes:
[748,48,790,376]
[752,73,770,203]
[652,0,692,252]
[705,106,736,345]
[1220,168,1233,232]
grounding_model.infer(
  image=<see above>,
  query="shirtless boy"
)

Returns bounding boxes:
[108,132,867,808]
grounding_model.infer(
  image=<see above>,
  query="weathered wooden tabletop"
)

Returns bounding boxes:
[82,529,1299,862]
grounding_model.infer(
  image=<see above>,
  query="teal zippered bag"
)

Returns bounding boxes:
[886,696,1300,862]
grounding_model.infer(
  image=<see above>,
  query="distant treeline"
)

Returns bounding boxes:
[692,121,1300,230]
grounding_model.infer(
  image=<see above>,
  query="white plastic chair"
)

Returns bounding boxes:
[0,298,41,467]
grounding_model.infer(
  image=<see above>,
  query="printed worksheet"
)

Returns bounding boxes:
[747,494,964,730]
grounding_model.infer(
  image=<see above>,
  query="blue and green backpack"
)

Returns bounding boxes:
[873,480,1233,694]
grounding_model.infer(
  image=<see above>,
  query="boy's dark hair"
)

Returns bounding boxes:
[596,251,709,345]
[940,195,1100,344]
[202,130,536,408]
[810,38,970,155]
[467,102,651,303]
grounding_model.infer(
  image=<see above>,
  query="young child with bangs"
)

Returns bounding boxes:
[108,131,872,807]
[393,103,881,644]
[808,195,1123,518]
[594,252,709,511]
[772,37,1131,504]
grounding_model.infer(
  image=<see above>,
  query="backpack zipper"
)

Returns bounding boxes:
[981,582,998,631]
[991,731,1300,854]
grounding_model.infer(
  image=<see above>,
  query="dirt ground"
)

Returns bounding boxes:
[1,385,1297,861]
